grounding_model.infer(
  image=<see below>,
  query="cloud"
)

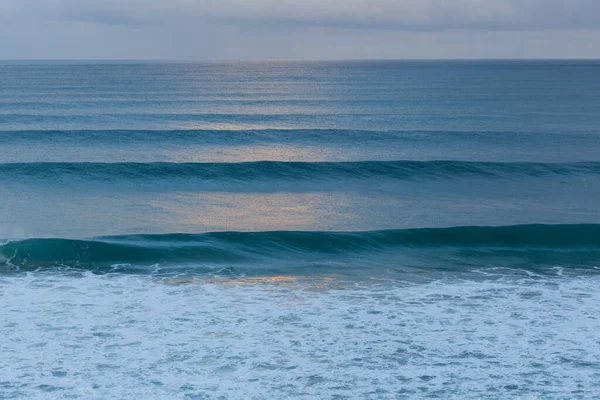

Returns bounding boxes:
[2,0,600,60]
[3,0,600,31]
[3,0,164,27]
[193,0,600,31]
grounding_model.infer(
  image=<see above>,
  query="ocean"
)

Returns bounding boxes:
[1,60,600,399]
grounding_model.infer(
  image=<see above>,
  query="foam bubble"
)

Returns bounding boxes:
[1,272,599,399]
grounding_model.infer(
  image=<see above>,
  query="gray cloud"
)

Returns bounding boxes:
[195,0,600,31]
[1,0,599,59]
[2,0,165,26]
[3,0,600,30]
[63,10,158,27]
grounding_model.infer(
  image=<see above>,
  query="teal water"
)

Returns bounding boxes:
[1,60,600,399]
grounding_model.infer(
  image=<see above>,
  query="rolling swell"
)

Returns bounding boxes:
[1,160,599,182]
[2,128,598,144]
[0,128,410,148]
[2,224,600,272]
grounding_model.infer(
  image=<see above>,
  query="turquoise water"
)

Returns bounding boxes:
[1,60,600,399]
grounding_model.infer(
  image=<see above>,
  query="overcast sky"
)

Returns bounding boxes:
[1,0,599,60]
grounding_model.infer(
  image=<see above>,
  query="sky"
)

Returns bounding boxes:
[1,0,599,60]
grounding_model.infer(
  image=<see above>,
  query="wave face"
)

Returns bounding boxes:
[1,128,598,143]
[3,224,600,274]
[1,160,599,182]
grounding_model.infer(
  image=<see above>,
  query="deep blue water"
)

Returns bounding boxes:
[1,61,600,399]
[1,60,600,273]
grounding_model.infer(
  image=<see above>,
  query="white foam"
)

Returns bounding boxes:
[1,272,599,399]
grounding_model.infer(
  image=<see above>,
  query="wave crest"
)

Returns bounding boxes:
[2,224,599,272]
[1,161,599,182]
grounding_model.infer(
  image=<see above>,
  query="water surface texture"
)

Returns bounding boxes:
[1,60,600,399]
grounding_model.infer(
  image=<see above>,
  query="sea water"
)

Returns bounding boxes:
[1,60,600,399]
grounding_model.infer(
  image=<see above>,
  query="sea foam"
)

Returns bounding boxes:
[1,272,599,399]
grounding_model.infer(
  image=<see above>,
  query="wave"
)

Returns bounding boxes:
[0,128,402,145]
[0,112,387,123]
[1,161,599,182]
[2,224,600,271]
[2,128,598,144]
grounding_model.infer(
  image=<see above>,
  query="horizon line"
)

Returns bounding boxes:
[1,57,600,63]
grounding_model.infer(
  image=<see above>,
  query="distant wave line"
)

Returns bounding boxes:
[1,128,598,144]
[0,160,599,182]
